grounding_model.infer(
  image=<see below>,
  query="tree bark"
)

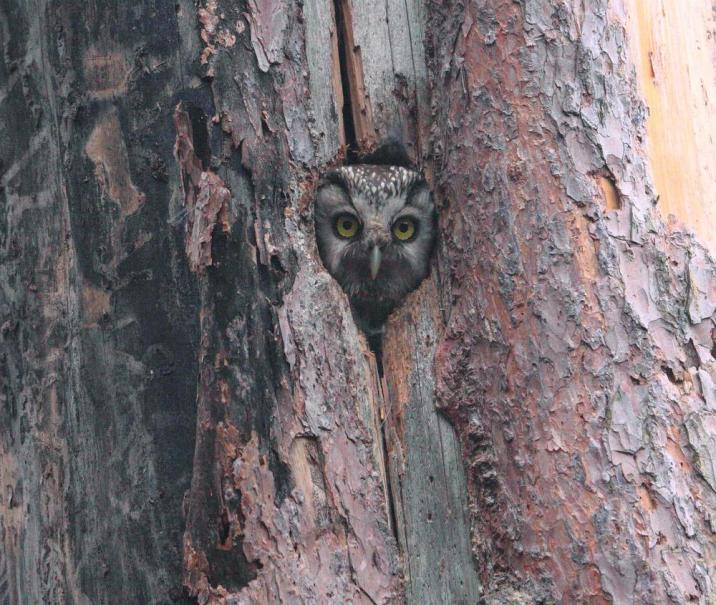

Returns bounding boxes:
[1,1,715,605]
[425,1,716,602]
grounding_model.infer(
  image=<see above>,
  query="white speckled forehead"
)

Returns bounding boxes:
[334,165,421,208]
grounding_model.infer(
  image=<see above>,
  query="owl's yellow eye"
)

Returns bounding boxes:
[335,214,360,238]
[392,217,416,241]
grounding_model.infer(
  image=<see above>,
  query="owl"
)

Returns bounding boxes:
[314,164,436,343]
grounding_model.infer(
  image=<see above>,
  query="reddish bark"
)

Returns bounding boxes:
[428,1,716,602]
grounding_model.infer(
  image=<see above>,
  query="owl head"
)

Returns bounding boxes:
[314,164,436,336]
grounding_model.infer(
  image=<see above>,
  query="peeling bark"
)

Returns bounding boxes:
[174,105,230,274]
[427,1,716,602]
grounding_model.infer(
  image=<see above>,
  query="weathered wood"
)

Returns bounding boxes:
[345,2,482,603]
[339,0,427,163]
[0,1,202,603]
[303,0,344,162]
[383,278,481,604]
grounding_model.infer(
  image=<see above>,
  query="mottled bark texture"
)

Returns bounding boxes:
[1,1,715,605]
[425,1,716,603]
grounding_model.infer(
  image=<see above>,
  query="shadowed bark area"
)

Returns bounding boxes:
[1,1,716,604]
[0,1,202,603]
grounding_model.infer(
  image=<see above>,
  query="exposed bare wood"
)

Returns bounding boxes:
[624,0,716,251]
[334,0,376,151]
[383,277,481,604]
[303,0,345,161]
[338,0,427,162]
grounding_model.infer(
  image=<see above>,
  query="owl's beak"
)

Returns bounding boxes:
[370,246,382,280]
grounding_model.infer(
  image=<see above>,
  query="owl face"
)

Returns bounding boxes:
[314,165,436,332]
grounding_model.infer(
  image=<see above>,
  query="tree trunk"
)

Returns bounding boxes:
[1,1,715,605]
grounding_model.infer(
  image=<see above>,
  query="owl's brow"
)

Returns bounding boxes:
[332,165,422,201]
[390,208,422,222]
[318,179,359,214]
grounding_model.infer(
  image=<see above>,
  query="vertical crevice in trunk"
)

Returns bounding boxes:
[376,362,402,545]
[327,3,482,603]
[332,0,358,159]
[330,0,407,556]
[331,0,376,153]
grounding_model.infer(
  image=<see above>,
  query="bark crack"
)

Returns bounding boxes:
[332,0,376,155]
[332,0,358,159]
[376,354,401,546]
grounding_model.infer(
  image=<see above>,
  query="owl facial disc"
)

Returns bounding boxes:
[314,163,436,340]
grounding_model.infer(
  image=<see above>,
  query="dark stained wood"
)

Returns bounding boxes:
[0,1,203,602]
